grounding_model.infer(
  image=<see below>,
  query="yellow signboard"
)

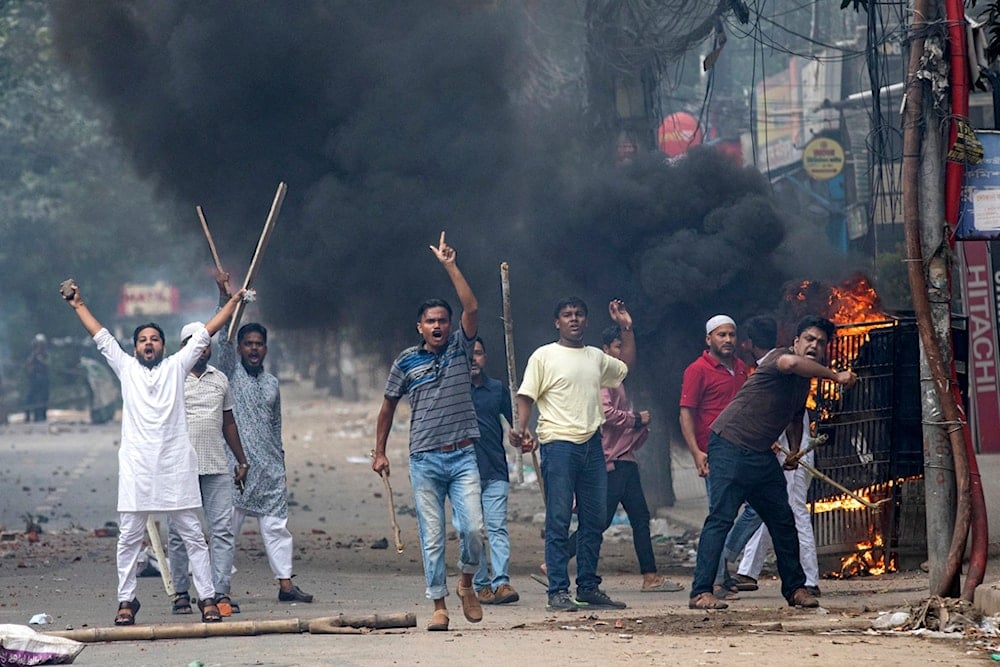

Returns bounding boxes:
[802,137,845,180]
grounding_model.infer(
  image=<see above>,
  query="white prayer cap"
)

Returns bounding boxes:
[705,315,736,335]
[180,322,204,343]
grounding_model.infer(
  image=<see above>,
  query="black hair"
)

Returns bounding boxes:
[237,322,268,344]
[743,315,778,349]
[601,325,621,347]
[553,297,588,319]
[795,315,835,340]
[473,335,486,352]
[132,322,165,346]
[417,298,453,321]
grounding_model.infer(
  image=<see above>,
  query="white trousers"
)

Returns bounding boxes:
[117,510,214,602]
[738,415,820,587]
[232,507,293,580]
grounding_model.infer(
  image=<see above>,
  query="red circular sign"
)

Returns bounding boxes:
[657,112,703,157]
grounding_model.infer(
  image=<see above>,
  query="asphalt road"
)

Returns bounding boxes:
[0,389,991,666]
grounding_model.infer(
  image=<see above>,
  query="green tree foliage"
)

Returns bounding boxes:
[0,1,196,407]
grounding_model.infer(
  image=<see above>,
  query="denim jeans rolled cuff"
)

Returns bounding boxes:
[410,447,484,600]
[541,434,607,594]
[474,479,511,591]
[723,505,762,564]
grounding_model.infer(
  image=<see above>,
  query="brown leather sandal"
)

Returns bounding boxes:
[197,597,223,623]
[114,598,140,625]
[689,591,729,610]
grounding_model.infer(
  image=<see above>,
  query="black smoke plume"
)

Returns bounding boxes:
[50,1,854,428]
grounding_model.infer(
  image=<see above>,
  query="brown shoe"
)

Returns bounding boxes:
[457,585,483,622]
[492,583,520,604]
[477,587,496,604]
[729,573,759,591]
[788,587,819,608]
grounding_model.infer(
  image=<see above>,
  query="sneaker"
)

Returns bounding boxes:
[575,588,626,610]
[278,585,314,603]
[546,590,579,612]
[492,583,520,604]
[477,587,496,604]
[788,587,819,608]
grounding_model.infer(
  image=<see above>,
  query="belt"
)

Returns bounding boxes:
[435,438,475,453]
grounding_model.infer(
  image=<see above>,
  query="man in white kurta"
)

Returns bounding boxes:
[63,280,244,624]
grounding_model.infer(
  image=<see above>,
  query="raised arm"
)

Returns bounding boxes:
[206,290,246,337]
[608,300,636,370]
[62,281,103,337]
[429,231,478,340]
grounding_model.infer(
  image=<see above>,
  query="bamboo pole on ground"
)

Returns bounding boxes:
[45,613,417,642]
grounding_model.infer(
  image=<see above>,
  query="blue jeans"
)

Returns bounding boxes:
[473,479,511,591]
[724,505,762,565]
[167,473,235,596]
[691,433,805,602]
[566,460,657,573]
[409,447,484,601]
[541,434,607,595]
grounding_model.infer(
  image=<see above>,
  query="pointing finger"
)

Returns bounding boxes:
[439,231,446,248]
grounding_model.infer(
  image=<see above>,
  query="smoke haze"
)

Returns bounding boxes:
[50,1,856,419]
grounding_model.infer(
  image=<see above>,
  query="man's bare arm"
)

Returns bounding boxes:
[205,290,246,337]
[372,396,400,475]
[62,281,102,337]
[679,406,709,477]
[429,231,478,340]
[608,299,635,369]
[222,410,250,483]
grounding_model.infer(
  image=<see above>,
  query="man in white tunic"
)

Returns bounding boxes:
[62,280,244,626]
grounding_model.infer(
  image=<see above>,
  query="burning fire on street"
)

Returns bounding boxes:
[787,276,925,580]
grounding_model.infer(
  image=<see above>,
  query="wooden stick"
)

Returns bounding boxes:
[196,205,225,273]
[44,613,417,642]
[776,443,889,511]
[380,470,404,553]
[500,263,525,486]
[227,181,287,343]
[144,516,176,597]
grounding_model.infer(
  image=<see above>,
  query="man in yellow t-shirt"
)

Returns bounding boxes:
[510,297,633,612]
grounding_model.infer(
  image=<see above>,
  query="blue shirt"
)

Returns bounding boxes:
[384,330,481,455]
[471,373,512,482]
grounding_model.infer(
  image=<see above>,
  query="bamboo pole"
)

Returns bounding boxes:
[380,470,404,553]
[500,263,524,485]
[144,516,175,597]
[501,261,542,496]
[227,182,287,343]
[196,205,225,273]
[776,443,888,511]
[44,613,417,643]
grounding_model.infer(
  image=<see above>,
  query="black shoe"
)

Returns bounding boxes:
[278,584,314,603]
[575,588,626,609]
[546,590,579,612]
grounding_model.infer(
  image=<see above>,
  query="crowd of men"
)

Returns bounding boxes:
[59,231,856,630]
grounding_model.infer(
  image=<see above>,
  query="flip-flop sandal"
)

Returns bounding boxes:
[712,585,740,601]
[215,596,239,616]
[641,579,685,592]
[114,598,140,626]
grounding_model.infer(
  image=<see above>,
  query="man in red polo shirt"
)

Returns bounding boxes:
[680,315,749,483]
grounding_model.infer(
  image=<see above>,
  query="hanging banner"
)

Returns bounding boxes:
[957,130,999,240]
[960,241,1000,452]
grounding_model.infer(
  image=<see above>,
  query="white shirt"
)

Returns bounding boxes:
[95,326,209,512]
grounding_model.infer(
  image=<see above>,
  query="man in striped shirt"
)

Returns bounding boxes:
[372,232,484,633]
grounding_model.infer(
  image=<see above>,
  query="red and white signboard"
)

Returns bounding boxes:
[960,241,1000,452]
[117,281,180,317]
